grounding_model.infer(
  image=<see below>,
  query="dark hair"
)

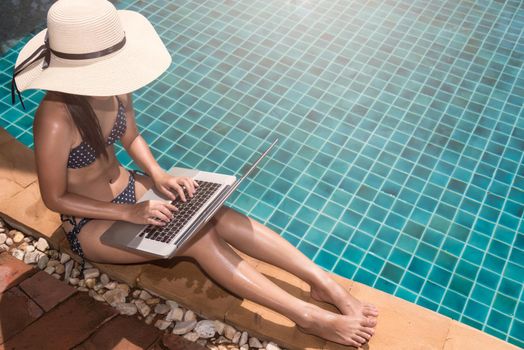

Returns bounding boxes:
[56,91,109,160]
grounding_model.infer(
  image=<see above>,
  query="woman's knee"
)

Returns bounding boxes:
[213,206,251,238]
[177,222,222,258]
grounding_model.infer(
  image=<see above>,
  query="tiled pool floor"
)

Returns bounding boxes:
[0,0,522,346]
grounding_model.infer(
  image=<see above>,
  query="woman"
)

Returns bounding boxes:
[12,0,378,347]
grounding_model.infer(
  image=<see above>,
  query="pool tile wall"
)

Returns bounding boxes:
[0,0,522,346]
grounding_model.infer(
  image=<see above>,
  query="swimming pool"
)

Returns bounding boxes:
[0,0,522,346]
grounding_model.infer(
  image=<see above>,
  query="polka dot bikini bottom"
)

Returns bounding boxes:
[60,168,149,276]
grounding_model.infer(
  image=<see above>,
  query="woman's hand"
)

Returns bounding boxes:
[124,200,178,226]
[152,171,199,202]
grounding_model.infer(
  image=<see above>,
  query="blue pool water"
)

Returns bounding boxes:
[0,0,522,346]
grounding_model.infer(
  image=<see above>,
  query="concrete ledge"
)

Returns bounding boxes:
[0,127,519,350]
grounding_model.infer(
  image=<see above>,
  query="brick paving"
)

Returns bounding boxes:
[0,252,205,350]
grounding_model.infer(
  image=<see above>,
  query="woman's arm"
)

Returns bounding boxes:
[33,96,128,221]
[118,93,164,180]
[119,93,197,202]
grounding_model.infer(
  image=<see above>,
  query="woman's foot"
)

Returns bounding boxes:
[309,273,379,319]
[296,303,376,348]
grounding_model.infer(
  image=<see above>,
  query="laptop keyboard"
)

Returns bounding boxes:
[138,180,222,242]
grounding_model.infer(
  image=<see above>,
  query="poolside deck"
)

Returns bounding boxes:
[0,251,204,349]
[0,127,518,350]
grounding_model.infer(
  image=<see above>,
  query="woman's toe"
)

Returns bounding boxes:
[362,316,377,327]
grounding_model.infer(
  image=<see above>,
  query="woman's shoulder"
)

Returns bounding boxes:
[33,91,74,137]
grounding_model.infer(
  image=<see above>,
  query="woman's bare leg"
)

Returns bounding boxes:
[77,217,375,347]
[177,222,376,347]
[212,207,378,318]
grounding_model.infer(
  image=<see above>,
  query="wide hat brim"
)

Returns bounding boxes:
[14,10,171,96]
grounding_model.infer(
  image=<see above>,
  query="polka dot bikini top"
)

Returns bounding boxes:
[67,96,127,169]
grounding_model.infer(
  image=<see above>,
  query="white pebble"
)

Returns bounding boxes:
[249,337,263,348]
[172,319,197,335]
[139,290,153,300]
[224,325,237,340]
[23,251,39,264]
[93,283,104,292]
[239,331,248,346]
[71,268,80,278]
[232,331,241,344]
[266,341,280,350]
[13,231,24,243]
[135,299,151,317]
[166,300,178,309]
[194,320,216,339]
[54,264,65,274]
[83,268,100,279]
[183,332,199,342]
[0,233,7,244]
[103,288,128,306]
[214,320,225,335]
[184,310,196,321]
[5,237,13,246]
[100,273,110,286]
[85,278,96,289]
[115,302,138,316]
[216,336,229,344]
[105,281,117,290]
[116,284,130,294]
[154,319,172,330]
[145,313,156,325]
[47,260,60,268]
[64,260,74,281]
[60,253,71,264]
[154,303,171,315]
[165,307,184,322]
[35,237,49,251]
[12,249,24,260]
[92,293,105,302]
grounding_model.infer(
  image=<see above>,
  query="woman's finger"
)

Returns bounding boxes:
[170,182,186,202]
[165,202,178,212]
[147,217,165,226]
[151,209,170,223]
[160,186,177,201]
[181,178,195,197]
[157,204,174,220]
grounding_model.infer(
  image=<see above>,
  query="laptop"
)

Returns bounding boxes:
[100,138,278,258]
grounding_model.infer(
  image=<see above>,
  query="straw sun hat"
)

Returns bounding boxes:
[11,0,172,108]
